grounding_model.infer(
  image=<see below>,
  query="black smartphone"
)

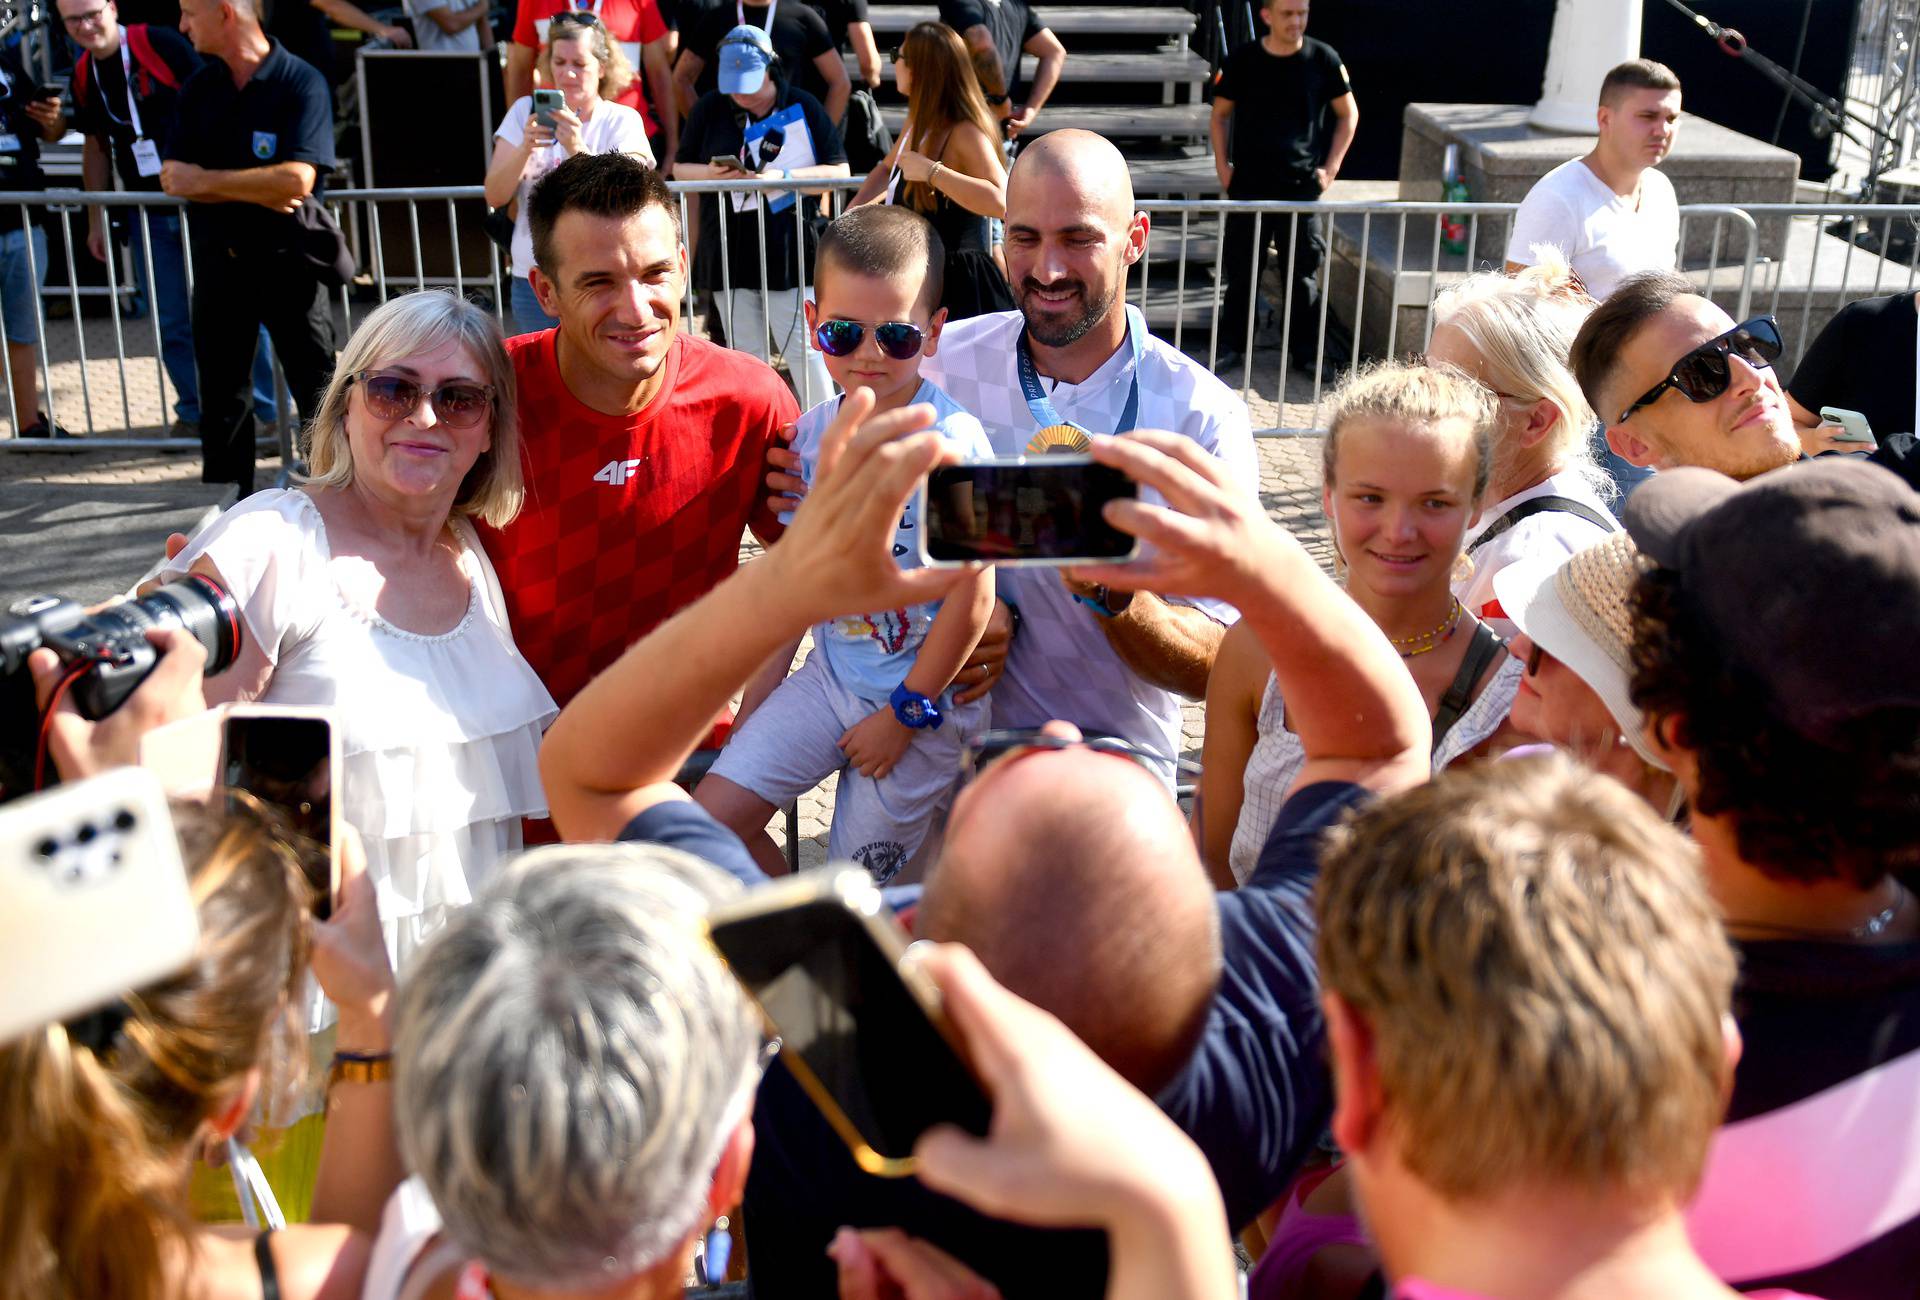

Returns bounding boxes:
[532,88,564,129]
[706,870,992,1177]
[919,455,1140,567]
[218,707,340,920]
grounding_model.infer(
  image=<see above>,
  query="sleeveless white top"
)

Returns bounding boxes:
[164,489,557,972]
[1226,656,1522,884]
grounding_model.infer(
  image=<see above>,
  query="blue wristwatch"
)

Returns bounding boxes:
[890,683,944,730]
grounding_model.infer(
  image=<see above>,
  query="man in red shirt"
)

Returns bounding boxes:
[509,0,678,166]
[479,152,796,752]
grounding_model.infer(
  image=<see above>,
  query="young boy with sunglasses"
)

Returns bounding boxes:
[693,204,994,884]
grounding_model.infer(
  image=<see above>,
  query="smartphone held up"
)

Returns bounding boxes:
[0,768,199,1046]
[705,869,992,1176]
[219,706,342,920]
[919,455,1139,568]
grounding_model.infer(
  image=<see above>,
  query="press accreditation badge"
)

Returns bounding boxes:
[132,138,162,177]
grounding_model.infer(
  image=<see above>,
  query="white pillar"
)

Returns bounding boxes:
[1529,0,1642,133]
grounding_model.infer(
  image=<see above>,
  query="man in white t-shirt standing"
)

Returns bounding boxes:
[917,129,1258,764]
[1504,60,1682,302]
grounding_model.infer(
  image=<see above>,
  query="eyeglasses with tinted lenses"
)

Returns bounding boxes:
[1616,315,1783,425]
[814,319,927,360]
[959,728,1200,783]
[354,372,495,428]
[1525,641,1545,676]
[63,7,109,26]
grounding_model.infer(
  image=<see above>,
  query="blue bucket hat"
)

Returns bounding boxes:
[717,24,776,95]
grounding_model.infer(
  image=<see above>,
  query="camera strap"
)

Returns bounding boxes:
[736,0,775,27]
[1015,306,1142,438]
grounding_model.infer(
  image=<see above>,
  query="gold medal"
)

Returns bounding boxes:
[1027,424,1092,454]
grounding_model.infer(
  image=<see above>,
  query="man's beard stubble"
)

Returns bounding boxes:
[1018,277,1120,349]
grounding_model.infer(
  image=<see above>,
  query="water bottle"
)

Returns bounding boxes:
[1441,143,1470,257]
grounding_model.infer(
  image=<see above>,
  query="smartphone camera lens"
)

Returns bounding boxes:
[75,822,96,844]
[33,836,56,859]
[113,809,136,831]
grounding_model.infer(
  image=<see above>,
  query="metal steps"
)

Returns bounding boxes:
[1123,154,1225,196]
[866,5,1196,38]
[880,102,1210,141]
[847,47,1211,89]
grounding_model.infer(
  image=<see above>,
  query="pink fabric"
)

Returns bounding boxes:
[1687,1045,1920,1282]
[1248,1172,1369,1300]
[1397,1285,1822,1300]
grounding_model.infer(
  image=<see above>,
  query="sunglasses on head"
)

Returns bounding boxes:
[814,319,928,360]
[549,9,602,27]
[959,728,1200,784]
[354,371,495,429]
[1615,315,1782,425]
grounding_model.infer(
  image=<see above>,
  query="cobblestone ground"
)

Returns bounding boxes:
[0,314,1333,869]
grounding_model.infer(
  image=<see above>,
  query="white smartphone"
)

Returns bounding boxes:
[917,455,1141,568]
[1820,406,1877,446]
[218,705,342,920]
[0,767,199,1046]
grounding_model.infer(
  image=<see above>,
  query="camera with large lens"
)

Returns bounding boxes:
[0,576,244,802]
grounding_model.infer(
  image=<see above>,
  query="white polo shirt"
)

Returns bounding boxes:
[1505,158,1679,301]
[918,306,1259,758]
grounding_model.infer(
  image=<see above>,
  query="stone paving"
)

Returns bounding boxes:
[0,318,1333,869]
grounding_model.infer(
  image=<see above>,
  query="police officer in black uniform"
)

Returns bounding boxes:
[164,0,335,494]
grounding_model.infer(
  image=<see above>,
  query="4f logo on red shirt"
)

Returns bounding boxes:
[594,458,644,487]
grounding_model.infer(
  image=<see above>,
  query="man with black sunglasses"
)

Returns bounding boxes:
[542,391,1431,1288]
[1572,270,1920,489]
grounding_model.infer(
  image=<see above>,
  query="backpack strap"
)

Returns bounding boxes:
[126,25,181,93]
[1466,494,1617,555]
[1430,620,1505,758]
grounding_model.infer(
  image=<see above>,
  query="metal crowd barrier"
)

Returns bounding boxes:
[1131,198,1762,436]
[2,181,1917,452]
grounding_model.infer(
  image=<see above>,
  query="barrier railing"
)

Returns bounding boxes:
[1,182,1914,452]
[1131,198,1762,436]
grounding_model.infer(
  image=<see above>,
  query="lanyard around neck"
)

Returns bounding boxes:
[98,42,146,137]
[737,0,776,27]
[1015,307,1144,437]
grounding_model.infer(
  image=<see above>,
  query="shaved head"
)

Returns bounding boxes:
[1002,130,1148,355]
[922,746,1220,1092]
[1010,129,1137,229]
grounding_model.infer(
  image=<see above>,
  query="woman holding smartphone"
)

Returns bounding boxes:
[0,800,400,1300]
[850,21,1012,320]
[486,11,654,336]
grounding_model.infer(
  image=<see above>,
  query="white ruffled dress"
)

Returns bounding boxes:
[165,489,557,973]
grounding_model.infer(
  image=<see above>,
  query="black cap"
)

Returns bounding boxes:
[1624,458,1920,741]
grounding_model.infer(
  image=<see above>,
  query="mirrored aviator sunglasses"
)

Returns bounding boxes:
[355,372,495,429]
[1616,315,1783,424]
[813,319,927,360]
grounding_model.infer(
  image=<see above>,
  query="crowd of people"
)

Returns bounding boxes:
[4,1,1920,1296]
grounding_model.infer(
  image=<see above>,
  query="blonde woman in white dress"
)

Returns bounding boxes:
[164,290,556,973]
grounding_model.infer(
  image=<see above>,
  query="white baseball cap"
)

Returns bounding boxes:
[1492,532,1669,772]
